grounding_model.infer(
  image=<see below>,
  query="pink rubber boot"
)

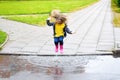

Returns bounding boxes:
[55,45,58,53]
[60,45,63,53]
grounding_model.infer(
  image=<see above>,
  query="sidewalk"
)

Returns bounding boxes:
[0,0,119,55]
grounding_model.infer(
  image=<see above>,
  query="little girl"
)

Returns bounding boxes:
[46,14,73,53]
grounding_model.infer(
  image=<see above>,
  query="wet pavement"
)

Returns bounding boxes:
[0,54,120,80]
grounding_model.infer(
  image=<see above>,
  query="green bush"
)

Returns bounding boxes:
[112,0,120,12]
[113,0,120,7]
[117,0,120,7]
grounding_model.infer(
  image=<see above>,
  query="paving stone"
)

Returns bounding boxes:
[27,42,44,47]
[100,37,114,40]
[8,42,27,48]
[39,50,56,55]
[21,47,40,53]
[117,44,120,48]
[63,49,76,55]
[96,51,113,54]
[99,40,114,43]
[41,45,54,51]
[97,42,114,46]
[81,40,97,44]
[65,37,82,43]
[64,44,78,50]
[77,47,96,53]
[97,45,114,51]
[98,37,114,51]
[0,47,22,53]
[12,38,31,44]
[80,43,97,48]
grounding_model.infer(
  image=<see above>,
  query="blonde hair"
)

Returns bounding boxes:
[59,14,67,23]
[50,9,68,23]
[50,9,61,18]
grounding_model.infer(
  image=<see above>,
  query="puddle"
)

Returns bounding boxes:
[0,55,120,80]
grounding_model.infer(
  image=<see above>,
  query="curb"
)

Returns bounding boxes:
[0,33,9,50]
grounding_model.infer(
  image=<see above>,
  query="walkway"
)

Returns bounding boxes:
[0,0,120,55]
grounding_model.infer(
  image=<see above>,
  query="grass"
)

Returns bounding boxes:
[111,0,120,27]
[0,0,98,15]
[113,12,120,27]
[4,14,48,26]
[0,30,7,49]
[0,0,98,26]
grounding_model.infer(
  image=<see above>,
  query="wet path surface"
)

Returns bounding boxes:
[0,54,120,80]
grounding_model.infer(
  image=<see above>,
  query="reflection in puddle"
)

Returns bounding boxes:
[0,55,120,80]
[0,55,93,79]
[0,56,11,78]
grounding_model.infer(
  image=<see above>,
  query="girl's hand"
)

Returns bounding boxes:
[47,17,51,20]
[72,31,76,34]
